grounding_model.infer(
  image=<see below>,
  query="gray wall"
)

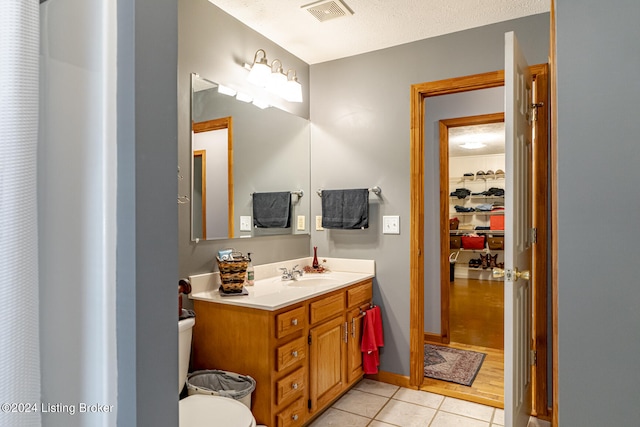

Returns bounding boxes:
[556,0,640,424]
[310,14,549,376]
[117,0,178,425]
[178,0,311,279]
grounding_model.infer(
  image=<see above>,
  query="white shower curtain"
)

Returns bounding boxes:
[0,1,42,426]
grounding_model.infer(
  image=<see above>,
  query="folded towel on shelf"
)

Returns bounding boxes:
[252,192,291,228]
[475,203,494,211]
[321,189,369,229]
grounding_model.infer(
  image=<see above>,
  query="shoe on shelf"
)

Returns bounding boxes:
[490,254,498,268]
[480,254,489,269]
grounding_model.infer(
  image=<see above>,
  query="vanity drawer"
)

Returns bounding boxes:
[276,306,305,339]
[347,281,372,308]
[276,397,305,427]
[309,293,345,325]
[276,337,306,371]
[276,367,305,406]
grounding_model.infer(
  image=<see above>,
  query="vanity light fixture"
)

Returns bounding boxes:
[246,49,271,87]
[252,99,270,109]
[267,59,288,94]
[217,84,236,97]
[235,92,252,103]
[246,49,303,103]
[283,70,303,103]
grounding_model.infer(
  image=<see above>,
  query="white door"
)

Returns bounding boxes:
[503,31,533,427]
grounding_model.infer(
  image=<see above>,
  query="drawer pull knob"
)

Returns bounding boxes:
[292,382,298,390]
[291,318,298,326]
[292,414,299,421]
[292,350,298,358]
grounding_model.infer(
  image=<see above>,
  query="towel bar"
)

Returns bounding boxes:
[250,189,304,198]
[358,303,375,317]
[316,186,381,197]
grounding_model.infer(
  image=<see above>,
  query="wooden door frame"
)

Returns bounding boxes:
[410,64,550,417]
[550,1,558,425]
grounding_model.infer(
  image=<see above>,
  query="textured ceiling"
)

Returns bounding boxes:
[449,122,505,157]
[208,0,549,64]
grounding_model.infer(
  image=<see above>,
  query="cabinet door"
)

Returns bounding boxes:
[309,315,345,412]
[346,304,368,384]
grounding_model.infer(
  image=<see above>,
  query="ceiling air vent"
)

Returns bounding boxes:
[302,0,354,22]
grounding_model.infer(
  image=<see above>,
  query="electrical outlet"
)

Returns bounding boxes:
[315,216,324,231]
[383,215,400,234]
[240,216,252,231]
[297,215,305,231]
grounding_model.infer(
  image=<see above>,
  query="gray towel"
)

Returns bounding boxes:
[252,192,291,228]
[321,189,369,229]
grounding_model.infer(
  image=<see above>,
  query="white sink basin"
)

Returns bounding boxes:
[273,274,340,287]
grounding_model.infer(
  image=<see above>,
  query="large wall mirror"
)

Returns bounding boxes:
[190,73,310,241]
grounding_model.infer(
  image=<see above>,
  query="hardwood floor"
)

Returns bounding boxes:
[422,278,504,408]
[450,277,504,350]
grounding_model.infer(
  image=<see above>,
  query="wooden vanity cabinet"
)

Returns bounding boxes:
[345,282,373,384]
[191,279,372,427]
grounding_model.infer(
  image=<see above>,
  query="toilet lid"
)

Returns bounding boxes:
[179,395,256,427]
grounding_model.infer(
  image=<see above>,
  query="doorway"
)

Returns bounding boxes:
[432,113,507,406]
[409,65,550,417]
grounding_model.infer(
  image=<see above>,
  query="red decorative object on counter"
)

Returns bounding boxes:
[312,246,319,269]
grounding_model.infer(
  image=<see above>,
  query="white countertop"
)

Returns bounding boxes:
[189,257,374,311]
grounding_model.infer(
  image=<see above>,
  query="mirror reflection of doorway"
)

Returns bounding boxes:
[192,116,233,240]
[193,150,206,239]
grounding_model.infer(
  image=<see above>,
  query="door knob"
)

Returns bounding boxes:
[516,269,531,280]
[492,267,530,281]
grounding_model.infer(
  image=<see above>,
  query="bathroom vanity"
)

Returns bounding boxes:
[189,258,374,427]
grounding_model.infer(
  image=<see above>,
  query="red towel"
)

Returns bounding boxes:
[360,305,384,374]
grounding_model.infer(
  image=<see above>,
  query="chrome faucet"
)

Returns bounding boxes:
[280,265,304,281]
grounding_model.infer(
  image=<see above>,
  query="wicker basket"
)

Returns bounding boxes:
[216,256,249,292]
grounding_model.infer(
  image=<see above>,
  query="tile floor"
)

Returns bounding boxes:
[307,379,551,427]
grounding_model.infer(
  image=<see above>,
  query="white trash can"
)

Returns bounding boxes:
[186,370,256,409]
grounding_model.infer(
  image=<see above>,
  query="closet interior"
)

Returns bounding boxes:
[446,119,506,350]
[449,154,505,282]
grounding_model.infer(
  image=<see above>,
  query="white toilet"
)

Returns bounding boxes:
[179,318,257,427]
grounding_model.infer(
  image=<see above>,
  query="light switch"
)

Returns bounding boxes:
[315,216,324,231]
[240,216,252,231]
[297,215,306,231]
[383,215,400,234]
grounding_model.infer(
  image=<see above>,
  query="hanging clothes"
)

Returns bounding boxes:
[361,305,384,374]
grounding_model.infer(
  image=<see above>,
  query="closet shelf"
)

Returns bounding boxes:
[451,249,504,253]
[449,195,504,201]
[450,211,505,216]
[457,266,505,278]
[451,176,505,183]
[450,230,504,235]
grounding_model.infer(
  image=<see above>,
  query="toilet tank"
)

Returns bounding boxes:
[178,317,196,393]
